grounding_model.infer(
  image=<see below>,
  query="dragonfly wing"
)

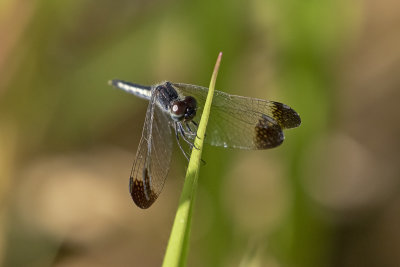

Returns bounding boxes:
[129,94,173,208]
[173,83,301,150]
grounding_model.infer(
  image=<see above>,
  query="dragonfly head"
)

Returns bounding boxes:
[170,96,197,122]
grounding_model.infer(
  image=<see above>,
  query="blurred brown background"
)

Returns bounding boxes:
[1,0,400,266]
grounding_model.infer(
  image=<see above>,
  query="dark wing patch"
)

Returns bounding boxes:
[254,115,284,149]
[270,101,301,129]
[129,168,157,209]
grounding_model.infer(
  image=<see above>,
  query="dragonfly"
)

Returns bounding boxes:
[109,79,301,208]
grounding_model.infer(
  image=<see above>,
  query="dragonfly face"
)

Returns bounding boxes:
[109,79,301,208]
[170,96,197,122]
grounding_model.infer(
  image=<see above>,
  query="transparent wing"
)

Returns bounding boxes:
[173,83,301,150]
[129,93,173,209]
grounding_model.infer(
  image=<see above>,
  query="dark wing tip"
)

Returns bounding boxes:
[129,173,158,209]
[254,115,284,149]
[271,102,301,129]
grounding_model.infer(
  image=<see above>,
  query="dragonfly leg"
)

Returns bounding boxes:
[180,123,206,166]
[187,121,206,164]
[184,123,197,136]
[175,123,206,164]
[190,121,202,139]
[174,123,191,161]
[178,123,199,150]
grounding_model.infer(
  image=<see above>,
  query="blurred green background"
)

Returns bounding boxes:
[1,0,400,266]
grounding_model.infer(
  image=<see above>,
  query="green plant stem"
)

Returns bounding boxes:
[162,52,222,267]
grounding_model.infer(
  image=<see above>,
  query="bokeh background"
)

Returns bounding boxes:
[1,0,400,266]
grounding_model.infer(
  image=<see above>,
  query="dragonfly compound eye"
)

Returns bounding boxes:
[183,96,197,121]
[171,101,186,121]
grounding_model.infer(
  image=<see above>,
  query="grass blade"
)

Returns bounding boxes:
[162,52,223,267]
